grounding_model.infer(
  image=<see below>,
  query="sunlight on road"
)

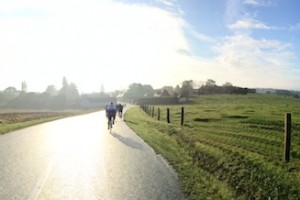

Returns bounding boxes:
[1,110,184,199]
[32,111,110,199]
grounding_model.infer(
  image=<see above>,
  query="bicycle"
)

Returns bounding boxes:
[118,109,123,118]
[117,104,124,118]
[106,110,116,133]
[108,116,113,132]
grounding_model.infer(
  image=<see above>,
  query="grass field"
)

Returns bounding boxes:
[124,94,300,200]
[0,109,98,134]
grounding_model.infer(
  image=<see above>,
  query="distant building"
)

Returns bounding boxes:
[153,89,171,97]
[177,94,188,103]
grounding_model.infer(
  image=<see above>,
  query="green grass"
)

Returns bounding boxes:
[0,109,100,134]
[0,115,67,134]
[125,107,241,200]
[124,94,300,200]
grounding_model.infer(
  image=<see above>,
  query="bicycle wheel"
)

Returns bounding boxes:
[108,118,113,133]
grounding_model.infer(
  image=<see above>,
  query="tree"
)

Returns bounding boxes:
[198,79,219,94]
[100,83,105,94]
[143,84,155,97]
[67,83,79,100]
[123,83,154,101]
[8,92,44,109]
[180,80,194,99]
[62,76,68,88]
[3,87,19,99]
[21,81,27,93]
[45,85,58,96]
[0,91,7,105]
[222,82,234,93]
[162,86,174,96]
[223,82,233,87]
[59,77,79,98]
[206,79,216,87]
[174,85,181,97]
[57,77,79,108]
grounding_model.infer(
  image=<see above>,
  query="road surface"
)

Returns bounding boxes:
[0,109,185,200]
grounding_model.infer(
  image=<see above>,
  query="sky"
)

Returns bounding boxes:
[1,0,300,93]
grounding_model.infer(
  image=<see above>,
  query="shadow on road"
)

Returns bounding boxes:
[111,132,144,150]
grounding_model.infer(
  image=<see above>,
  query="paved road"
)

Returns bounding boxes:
[0,109,185,200]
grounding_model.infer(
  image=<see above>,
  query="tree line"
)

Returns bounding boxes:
[0,77,81,109]
[198,79,256,95]
[3,77,298,110]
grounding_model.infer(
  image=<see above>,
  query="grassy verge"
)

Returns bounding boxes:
[0,115,67,134]
[0,110,99,134]
[125,107,243,200]
[124,94,300,199]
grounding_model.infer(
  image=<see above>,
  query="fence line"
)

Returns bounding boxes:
[284,113,291,163]
[140,105,293,163]
[140,105,184,126]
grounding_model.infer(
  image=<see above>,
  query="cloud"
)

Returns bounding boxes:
[289,23,300,31]
[215,34,294,68]
[225,0,245,24]
[225,0,276,30]
[0,0,195,92]
[1,0,299,93]
[243,0,273,7]
[216,0,300,90]
[228,18,274,30]
[213,34,297,89]
[176,49,192,56]
[190,28,215,43]
[157,0,175,7]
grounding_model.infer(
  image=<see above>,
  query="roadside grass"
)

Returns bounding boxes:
[124,94,300,200]
[0,109,100,134]
[125,107,243,200]
[0,115,68,134]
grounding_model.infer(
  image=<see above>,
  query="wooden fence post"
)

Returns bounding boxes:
[157,108,160,121]
[147,105,151,115]
[181,107,184,126]
[284,113,292,163]
[152,106,154,117]
[167,108,170,123]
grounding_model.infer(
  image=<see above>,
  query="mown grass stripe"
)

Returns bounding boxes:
[126,94,300,199]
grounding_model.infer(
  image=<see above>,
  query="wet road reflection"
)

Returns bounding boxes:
[0,111,185,200]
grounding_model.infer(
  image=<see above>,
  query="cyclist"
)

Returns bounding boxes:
[117,103,124,118]
[105,102,117,128]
